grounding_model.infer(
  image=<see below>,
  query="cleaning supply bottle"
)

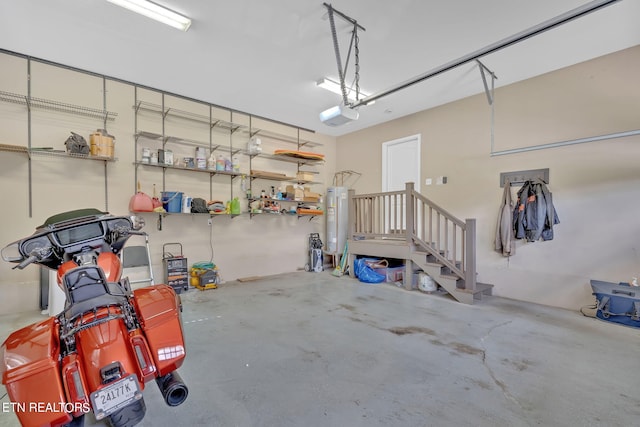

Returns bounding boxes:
[230,197,241,215]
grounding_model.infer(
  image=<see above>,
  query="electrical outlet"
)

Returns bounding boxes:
[207,218,212,226]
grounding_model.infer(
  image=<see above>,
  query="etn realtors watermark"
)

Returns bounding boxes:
[2,401,91,414]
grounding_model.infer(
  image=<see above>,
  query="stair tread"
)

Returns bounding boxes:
[414,253,461,265]
[423,261,444,268]
[414,248,446,255]
[476,282,494,288]
[457,282,494,294]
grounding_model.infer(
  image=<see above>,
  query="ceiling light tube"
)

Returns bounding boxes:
[316,77,374,104]
[106,0,192,31]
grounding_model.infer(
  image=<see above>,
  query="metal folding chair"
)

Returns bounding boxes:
[121,232,155,287]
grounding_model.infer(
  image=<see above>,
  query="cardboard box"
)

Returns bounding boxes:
[303,191,321,203]
[296,171,314,182]
[286,185,304,201]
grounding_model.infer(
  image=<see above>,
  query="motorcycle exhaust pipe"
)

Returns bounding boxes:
[156,371,189,406]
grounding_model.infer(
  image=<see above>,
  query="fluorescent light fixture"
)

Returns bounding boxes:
[106,0,192,31]
[316,77,374,105]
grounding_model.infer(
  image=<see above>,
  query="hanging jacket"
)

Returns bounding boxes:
[513,180,531,240]
[513,178,559,242]
[540,188,559,241]
[495,179,516,257]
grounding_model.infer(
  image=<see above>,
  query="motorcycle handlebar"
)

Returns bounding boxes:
[12,254,38,270]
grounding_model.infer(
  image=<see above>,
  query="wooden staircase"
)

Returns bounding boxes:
[410,250,493,304]
[347,182,493,304]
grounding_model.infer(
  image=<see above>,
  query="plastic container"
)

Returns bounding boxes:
[129,182,153,212]
[142,147,151,163]
[247,137,262,155]
[182,196,192,213]
[161,191,183,213]
[167,150,174,165]
[216,155,225,171]
[230,197,241,215]
[196,147,206,169]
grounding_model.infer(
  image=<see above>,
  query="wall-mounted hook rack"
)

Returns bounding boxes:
[500,168,549,187]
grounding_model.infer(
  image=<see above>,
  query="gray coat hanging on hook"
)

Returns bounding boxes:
[495,179,516,257]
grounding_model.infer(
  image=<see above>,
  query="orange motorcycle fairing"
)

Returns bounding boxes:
[57,260,78,287]
[97,252,122,283]
[133,285,186,377]
[75,307,143,393]
[1,317,72,427]
[57,253,122,287]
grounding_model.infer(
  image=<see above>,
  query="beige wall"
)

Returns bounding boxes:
[1,45,638,314]
[0,53,336,314]
[336,45,640,311]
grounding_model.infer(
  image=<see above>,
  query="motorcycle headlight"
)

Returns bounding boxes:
[130,215,145,230]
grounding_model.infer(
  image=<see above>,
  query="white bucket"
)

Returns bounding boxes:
[418,273,437,293]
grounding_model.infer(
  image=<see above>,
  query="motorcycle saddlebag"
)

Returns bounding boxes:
[590,280,640,329]
[1,317,72,427]
[133,284,186,377]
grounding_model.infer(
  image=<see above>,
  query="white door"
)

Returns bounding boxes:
[382,134,421,192]
[382,135,421,234]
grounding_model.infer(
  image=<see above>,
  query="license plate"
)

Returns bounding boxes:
[90,375,140,417]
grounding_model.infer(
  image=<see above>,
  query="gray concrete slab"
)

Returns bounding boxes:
[1,271,639,426]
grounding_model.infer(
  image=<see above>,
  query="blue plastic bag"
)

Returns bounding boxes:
[354,258,385,283]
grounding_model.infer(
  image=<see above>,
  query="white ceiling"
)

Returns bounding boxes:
[1,0,639,136]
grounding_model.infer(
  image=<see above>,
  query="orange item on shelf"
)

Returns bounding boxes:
[273,149,324,160]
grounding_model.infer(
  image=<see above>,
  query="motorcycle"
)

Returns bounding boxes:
[1,208,188,427]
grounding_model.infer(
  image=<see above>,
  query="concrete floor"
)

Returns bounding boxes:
[1,271,639,427]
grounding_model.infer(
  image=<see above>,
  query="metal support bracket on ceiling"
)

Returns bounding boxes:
[476,60,497,106]
[323,3,366,106]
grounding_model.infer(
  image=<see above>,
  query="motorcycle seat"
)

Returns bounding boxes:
[61,265,129,320]
[63,294,128,321]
